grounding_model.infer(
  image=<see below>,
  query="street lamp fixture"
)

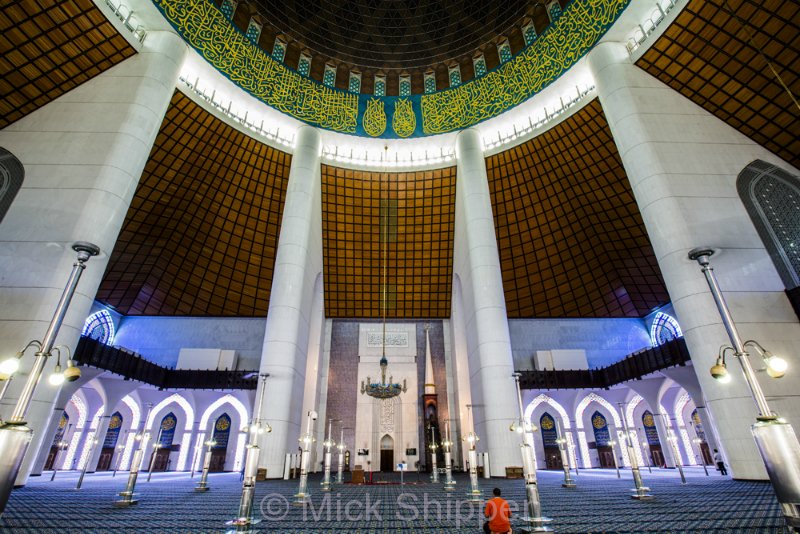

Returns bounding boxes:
[689,246,800,531]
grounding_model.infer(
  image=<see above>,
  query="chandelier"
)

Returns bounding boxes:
[361,146,407,401]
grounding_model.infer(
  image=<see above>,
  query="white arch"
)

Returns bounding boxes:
[78,405,105,470]
[142,393,195,471]
[575,392,630,467]
[673,392,697,466]
[195,394,249,471]
[623,394,645,465]
[119,395,142,470]
[523,394,578,469]
[62,394,88,469]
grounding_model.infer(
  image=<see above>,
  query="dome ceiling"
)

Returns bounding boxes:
[250,0,530,69]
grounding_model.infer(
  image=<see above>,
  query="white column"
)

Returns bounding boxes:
[257,125,323,478]
[588,41,800,480]
[0,30,187,485]
[453,128,519,476]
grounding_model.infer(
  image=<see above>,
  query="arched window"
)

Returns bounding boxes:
[737,160,800,289]
[650,311,682,347]
[0,148,24,224]
[159,412,177,448]
[81,310,115,345]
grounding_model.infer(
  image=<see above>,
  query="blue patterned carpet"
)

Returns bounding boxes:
[0,467,785,533]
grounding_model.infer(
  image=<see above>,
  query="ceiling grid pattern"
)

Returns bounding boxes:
[636,0,799,169]
[322,165,456,318]
[487,99,670,318]
[0,0,135,129]
[97,91,291,316]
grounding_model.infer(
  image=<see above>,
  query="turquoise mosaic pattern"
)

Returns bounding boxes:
[245,19,261,43]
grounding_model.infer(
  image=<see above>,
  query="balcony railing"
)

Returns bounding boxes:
[517,337,691,390]
[74,336,258,390]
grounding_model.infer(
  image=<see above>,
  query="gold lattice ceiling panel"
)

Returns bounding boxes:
[322,165,456,318]
[487,99,670,318]
[97,91,291,316]
[0,0,136,129]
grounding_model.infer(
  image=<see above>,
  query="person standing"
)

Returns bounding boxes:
[713,449,727,475]
[484,487,512,534]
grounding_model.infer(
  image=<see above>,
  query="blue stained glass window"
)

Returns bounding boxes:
[547,1,562,22]
[349,73,361,93]
[448,67,461,87]
[374,77,386,96]
[473,56,487,77]
[424,73,436,94]
[220,0,236,20]
[399,77,411,97]
[82,310,115,345]
[298,56,311,76]
[245,20,261,43]
[650,312,682,347]
[272,41,286,61]
[323,65,336,87]
[523,24,537,45]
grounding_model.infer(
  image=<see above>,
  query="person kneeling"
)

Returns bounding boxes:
[484,487,512,534]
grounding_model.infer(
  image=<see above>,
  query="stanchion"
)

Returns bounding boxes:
[442,422,456,492]
[115,402,154,507]
[225,373,271,532]
[555,421,575,488]
[619,404,652,500]
[76,436,98,489]
[293,410,316,505]
[429,425,439,483]
[321,418,337,492]
[195,439,216,491]
[146,427,164,483]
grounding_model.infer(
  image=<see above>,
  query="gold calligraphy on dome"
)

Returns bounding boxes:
[392,99,416,138]
[153,0,358,133]
[362,98,387,137]
[420,0,629,135]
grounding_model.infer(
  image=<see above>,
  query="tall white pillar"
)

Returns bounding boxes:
[0,30,186,485]
[257,125,323,478]
[588,41,800,479]
[453,129,519,476]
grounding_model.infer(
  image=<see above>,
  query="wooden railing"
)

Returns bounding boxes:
[74,336,258,390]
[517,337,691,390]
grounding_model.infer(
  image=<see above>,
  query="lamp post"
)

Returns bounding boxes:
[463,404,481,503]
[293,410,316,506]
[76,436,99,489]
[619,404,652,500]
[555,421,575,488]
[0,242,98,514]
[689,247,800,530]
[115,402,153,507]
[429,424,439,483]
[336,426,350,484]
[640,437,652,473]
[660,415,685,484]
[50,437,70,481]
[225,373,271,532]
[190,434,204,479]
[608,437,620,478]
[112,442,125,478]
[321,418,337,492]
[511,373,552,532]
[195,439,216,492]
[692,438,709,476]
[146,427,164,483]
[442,421,455,491]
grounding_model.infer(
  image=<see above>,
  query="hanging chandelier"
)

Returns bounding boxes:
[361,146,407,400]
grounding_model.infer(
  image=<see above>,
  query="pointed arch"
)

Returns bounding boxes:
[62,394,88,469]
[195,394,249,471]
[143,393,195,470]
[576,393,629,466]
[119,395,142,470]
[81,309,116,345]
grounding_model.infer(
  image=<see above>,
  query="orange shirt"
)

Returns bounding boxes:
[484,496,511,533]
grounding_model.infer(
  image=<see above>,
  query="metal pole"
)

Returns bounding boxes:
[115,402,153,507]
[195,439,215,491]
[620,404,652,500]
[321,418,333,491]
[226,373,269,532]
[443,422,455,491]
[51,437,69,481]
[0,242,99,515]
[430,424,438,483]
[294,410,314,505]
[555,420,575,488]
[76,436,98,489]
[336,427,345,484]
[609,437,620,478]
[112,443,125,478]
[661,414,685,484]
[190,437,202,479]
[465,405,481,502]
[146,428,164,482]
[512,374,552,532]
[690,247,800,530]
